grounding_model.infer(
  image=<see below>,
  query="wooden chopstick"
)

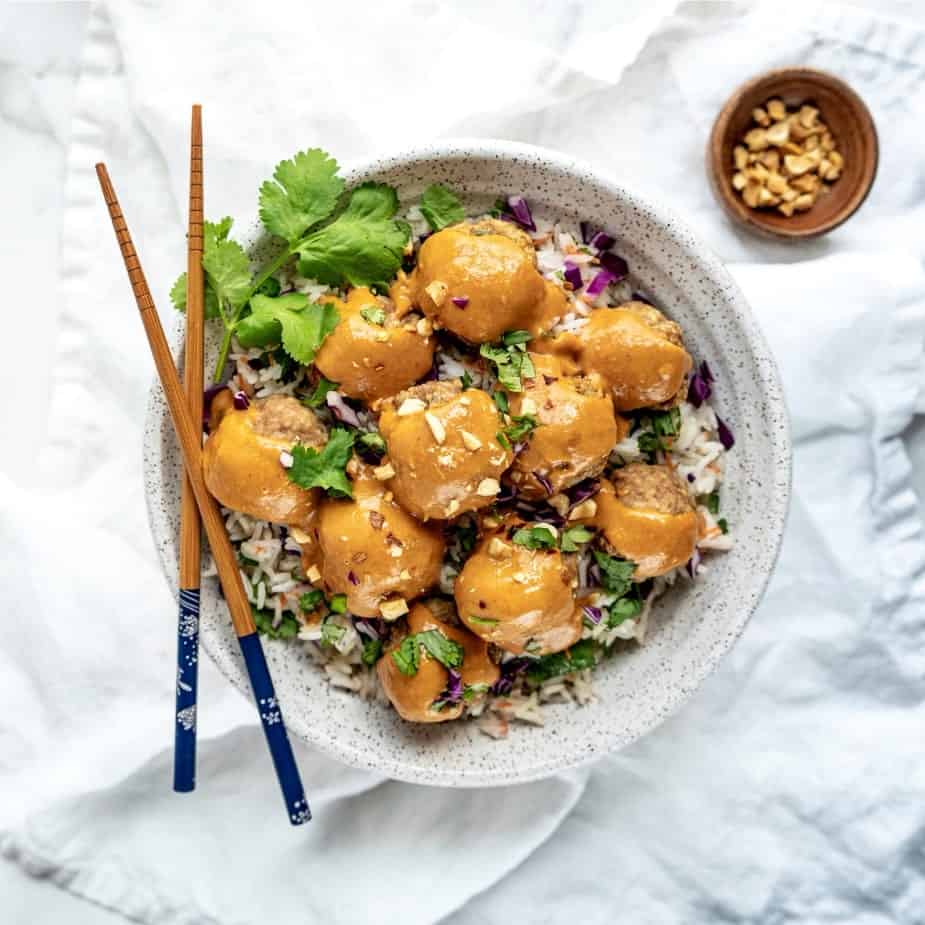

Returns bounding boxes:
[96,162,311,826]
[174,104,205,793]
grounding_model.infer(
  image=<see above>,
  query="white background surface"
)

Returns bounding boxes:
[2,2,925,923]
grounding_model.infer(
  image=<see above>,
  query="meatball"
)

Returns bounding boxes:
[378,381,513,521]
[202,394,325,525]
[535,301,692,412]
[530,280,570,336]
[593,464,699,579]
[507,353,627,499]
[313,286,435,402]
[455,517,583,655]
[411,218,546,343]
[377,602,499,723]
[316,468,445,618]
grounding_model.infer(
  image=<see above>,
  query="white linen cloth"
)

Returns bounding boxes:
[1,2,924,922]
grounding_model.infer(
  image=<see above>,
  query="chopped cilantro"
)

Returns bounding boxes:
[463,683,490,702]
[480,334,535,392]
[526,640,598,685]
[495,430,511,451]
[419,184,466,231]
[299,589,325,613]
[718,517,729,534]
[452,521,477,555]
[251,605,300,640]
[493,391,510,414]
[328,593,348,614]
[357,431,387,461]
[320,619,346,648]
[417,630,465,669]
[460,370,473,390]
[360,306,386,326]
[560,525,595,552]
[303,376,339,408]
[650,407,681,438]
[391,635,420,676]
[608,593,642,627]
[361,638,383,666]
[512,524,557,550]
[287,428,356,498]
[504,414,537,445]
[235,292,339,365]
[703,489,721,515]
[593,550,636,597]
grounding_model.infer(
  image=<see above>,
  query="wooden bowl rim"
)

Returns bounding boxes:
[707,67,879,240]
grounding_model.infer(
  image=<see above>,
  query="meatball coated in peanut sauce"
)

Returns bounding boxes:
[377,380,513,521]
[594,464,699,579]
[202,394,326,526]
[507,353,628,499]
[316,467,445,618]
[377,603,499,723]
[411,218,547,343]
[535,301,693,412]
[313,286,435,402]
[455,517,583,656]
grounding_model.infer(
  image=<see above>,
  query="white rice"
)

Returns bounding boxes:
[209,208,734,738]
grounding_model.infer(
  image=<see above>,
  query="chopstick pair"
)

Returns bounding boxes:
[96,107,310,825]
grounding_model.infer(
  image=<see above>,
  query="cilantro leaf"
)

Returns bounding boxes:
[525,640,598,685]
[299,589,325,612]
[460,371,473,390]
[419,184,465,231]
[357,431,387,460]
[329,593,348,614]
[504,414,537,444]
[650,407,681,438]
[303,376,339,408]
[392,635,420,676]
[296,182,410,288]
[286,428,356,498]
[512,525,557,550]
[718,517,729,534]
[608,594,642,627]
[201,219,253,315]
[235,293,339,365]
[703,489,720,515]
[463,682,490,702]
[362,638,383,666]
[480,335,536,392]
[560,525,595,552]
[452,520,477,556]
[593,550,636,596]
[417,630,465,669]
[360,306,386,326]
[493,391,509,414]
[258,148,344,244]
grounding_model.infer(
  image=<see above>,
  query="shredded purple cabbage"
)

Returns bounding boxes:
[586,269,616,297]
[326,390,362,428]
[495,482,517,504]
[355,618,382,640]
[582,605,603,625]
[700,360,714,384]
[687,361,715,407]
[506,195,536,232]
[686,547,702,578]
[599,251,629,280]
[716,415,735,450]
[347,570,359,586]
[568,478,600,507]
[491,656,531,695]
[687,473,695,483]
[533,471,553,496]
[434,668,463,709]
[232,390,250,411]
[202,384,227,430]
[589,230,615,252]
[563,260,583,291]
[451,296,469,309]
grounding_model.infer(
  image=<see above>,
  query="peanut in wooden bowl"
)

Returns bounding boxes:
[708,68,878,239]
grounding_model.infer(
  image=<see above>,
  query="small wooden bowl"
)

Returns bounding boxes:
[708,68,878,239]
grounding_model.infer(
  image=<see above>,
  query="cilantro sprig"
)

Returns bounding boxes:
[419,184,465,231]
[511,523,596,553]
[235,293,339,365]
[593,550,636,597]
[170,149,411,381]
[525,640,598,685]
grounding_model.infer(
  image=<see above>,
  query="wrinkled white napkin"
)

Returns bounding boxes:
[2,1,925,923]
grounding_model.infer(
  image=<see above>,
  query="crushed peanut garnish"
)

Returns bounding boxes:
[397,397,426,416]
[461,430,482,451]
[373,462,396,480]
[476,478,500,497]
[306,565,322,584]
[731,98,842,217]
[424,411,446,445]
[424,280,448,307]
[379,598,409,621]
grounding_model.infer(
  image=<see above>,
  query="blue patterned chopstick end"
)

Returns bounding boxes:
[173,587,200,793]
[238,632,311,825]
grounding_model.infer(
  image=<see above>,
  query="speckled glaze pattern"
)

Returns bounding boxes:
[143,141,792,788]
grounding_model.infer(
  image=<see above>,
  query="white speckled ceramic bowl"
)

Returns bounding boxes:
[144,141,791,787]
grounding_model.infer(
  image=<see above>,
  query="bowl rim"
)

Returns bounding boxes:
[145,138,793,786]
[707,66,879,240]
